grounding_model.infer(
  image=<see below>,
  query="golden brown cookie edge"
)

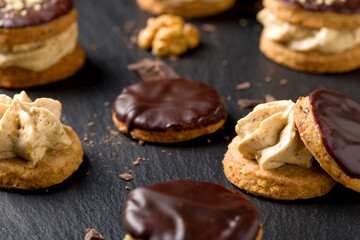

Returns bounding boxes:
[294,96,360,192]
[0,125,84,190]
[223,136,336,200]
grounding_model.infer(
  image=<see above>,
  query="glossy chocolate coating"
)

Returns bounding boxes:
[113,78,227,133]
[310,89,360,178]
[279,0,360,14]
[0,0,73,29]
[123,180,261,240]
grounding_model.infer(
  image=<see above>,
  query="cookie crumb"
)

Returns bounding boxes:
[265,94,277,102]
[125,20,136,32]
[84,228,104,240]
[89,44,97,51]
[236,82,251,91]
[112,25,121,34]
[265,76,272,82]
[83,137,88,142]
[280,79,288,86]
[125,186,131,190]
[133,157,141,166]
[88,122,95,127]
[119,173,133,181]
[226,95,232,102]
[239,19,248,27]
[237,99,265,109]
[104,101,111,107]
[110,130,120,136]
[138,140,145,146]
[202,23,217,33]
[222,59,229,67]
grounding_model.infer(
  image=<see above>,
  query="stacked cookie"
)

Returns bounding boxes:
[258,0,360,73]
[223,90,360,200]
[0,0,85,88]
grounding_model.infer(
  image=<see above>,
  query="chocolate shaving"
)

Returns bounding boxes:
[84,228,104,240]
[128,58,180,81]
[236,82,251,91]
[237,99,265,109]
[119,173,133,181]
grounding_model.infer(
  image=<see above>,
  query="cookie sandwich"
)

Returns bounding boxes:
[136,0,236,18]
[0,0,85,88]
[223,100,336,200]
[123,180,262,240]
[258,0,360,73]
[0,91,83,190]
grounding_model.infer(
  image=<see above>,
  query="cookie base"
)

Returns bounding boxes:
[136,0,236,18]
[112,112,226,143]
[0,125,83,190]
[295,96,360,192]
[260,33,360,73]
[263,0,360,29]
[123,226,263,240]
[223,136,336,200]
[0,42,85,89]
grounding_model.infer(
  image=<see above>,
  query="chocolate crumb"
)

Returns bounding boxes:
[236,82,251,91]
[222,59,229,67]
[88,122,95,127]
[202,23,217,33]
[237,99,265,109]
[280,79,288,86]
[84,228,104,240]
[133,157,141,166]
[125,186,131,190]
[265,76,272,82]
[119,173,133,181]
[265,94,277,102]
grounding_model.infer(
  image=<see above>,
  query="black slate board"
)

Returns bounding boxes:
[0,1,360,239]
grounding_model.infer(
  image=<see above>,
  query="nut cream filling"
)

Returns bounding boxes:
[257,8,360,54]
[236,100,313,170]
[0,22,78,71]
[0,91,71,168]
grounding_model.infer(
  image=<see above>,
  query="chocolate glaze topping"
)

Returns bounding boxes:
[0,0,73,29]
[310,89,360,178]
[113,78,227,133]
[123,180,261,240]
[279,0,360,14]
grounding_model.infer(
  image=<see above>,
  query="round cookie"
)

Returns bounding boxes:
[0,125,83,190]
[223,136,336,200]
[263,0,360,29]
[294,90,360,192]
[113,78,227,143]
[136,0,236,18]
[0,0,85,88]
[123,180,263,240]
[259,32,360,73]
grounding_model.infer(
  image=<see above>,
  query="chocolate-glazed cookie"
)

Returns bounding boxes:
[0,0,85,88]
[123,180,262,240]
[295,89,360,192]
[0,0,73,29]
[113,78,227,143]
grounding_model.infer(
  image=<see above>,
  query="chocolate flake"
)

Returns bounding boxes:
[237,99,265,109]
[236,82,251,91]
[84,228,104,240]
[128,58,180,82]
[119,173,133,181]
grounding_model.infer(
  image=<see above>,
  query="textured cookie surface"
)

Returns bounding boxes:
[264,0,360,29]
[260,33,360,73]
[136,0,236,18]
[223,136,336,200]
[295,94,360,192]
[0,125,83,190]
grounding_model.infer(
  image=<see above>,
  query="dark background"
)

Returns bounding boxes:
[0,1,359,239]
